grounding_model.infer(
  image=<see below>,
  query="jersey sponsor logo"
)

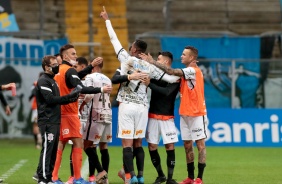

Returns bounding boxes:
[47,133,54,142]
[122,130,131,135]
[192,128,202,133]
[135,129,143,135]
[122,94,146,105]
[166,132,176,136]
[133,62,149,71]
[62,129,69,135]
[94,135,101,139]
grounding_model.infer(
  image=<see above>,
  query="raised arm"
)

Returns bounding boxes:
[100,6,131,64]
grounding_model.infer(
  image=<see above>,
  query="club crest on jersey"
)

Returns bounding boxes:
[62,129,69,135]
[47,133,54,142]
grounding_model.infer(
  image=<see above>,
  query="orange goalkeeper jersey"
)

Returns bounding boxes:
[54,64,78,115]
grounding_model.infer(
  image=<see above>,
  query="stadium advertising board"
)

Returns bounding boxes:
[160,36,261,108]
[205,109,282,147]
[0,37,67,137]
[111,108,282,147]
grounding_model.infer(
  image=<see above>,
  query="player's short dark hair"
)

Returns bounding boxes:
[134,39,147,53]
[42,55,56,71]
[76,57,89,66]
[54,53,60,57]
[185,46,198,58]
[158,51,173,62]
[59,44,74,59]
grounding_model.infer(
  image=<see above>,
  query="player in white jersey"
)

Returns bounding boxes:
[100,6,180,184]
[80,60,112,184]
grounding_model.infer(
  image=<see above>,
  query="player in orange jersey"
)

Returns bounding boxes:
[52,44,112,184]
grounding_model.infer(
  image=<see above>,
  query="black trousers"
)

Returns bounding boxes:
[36,123,60,182]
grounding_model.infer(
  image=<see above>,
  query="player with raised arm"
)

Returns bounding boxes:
[100,7,179,184]
[140,46,207,184]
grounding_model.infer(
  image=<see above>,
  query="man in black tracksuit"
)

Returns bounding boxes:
[35,55,80,184]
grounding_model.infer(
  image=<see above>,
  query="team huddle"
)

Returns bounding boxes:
[34,6,208,184]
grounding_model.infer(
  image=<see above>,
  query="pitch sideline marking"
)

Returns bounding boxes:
[0,159,28,182]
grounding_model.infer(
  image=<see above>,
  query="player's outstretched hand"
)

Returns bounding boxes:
[100,6,109,20]
[129,71,149,81]
[139,53,154,64]
[141,76,150,86]
[91,57,103,67]
[67,92,79,102]
[68,85,82,102]
[102,85,112,94]
[1,83,15,91]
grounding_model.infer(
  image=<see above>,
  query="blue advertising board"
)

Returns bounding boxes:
[110,108,282,147]
[160,36,261,108]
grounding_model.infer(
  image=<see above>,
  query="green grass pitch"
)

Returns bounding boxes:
[0,139,281,184]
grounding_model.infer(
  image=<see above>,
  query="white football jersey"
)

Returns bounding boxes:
[105,19,179,106]
[117,49,179,106]
[85,73,112,124]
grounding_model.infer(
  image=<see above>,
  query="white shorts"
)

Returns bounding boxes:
[83,120,112,144]
[180,115,208,141]
[146,118,178,145]
[117,102,148,139]
[31,109,38,123]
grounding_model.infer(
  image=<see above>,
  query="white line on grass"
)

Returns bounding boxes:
[0,159,27,182]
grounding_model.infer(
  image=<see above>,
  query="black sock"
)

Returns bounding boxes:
[85,147,96,175]
[187,162,195,179]
[123,147,135,177]
[70,147,74,176]
[100,149,109,173]
[34,134,37,145]
[197,163,206,179]
[166,150,175,180]
[133,147,144,177]
[85,147,103,173]
[149,149,165,177]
